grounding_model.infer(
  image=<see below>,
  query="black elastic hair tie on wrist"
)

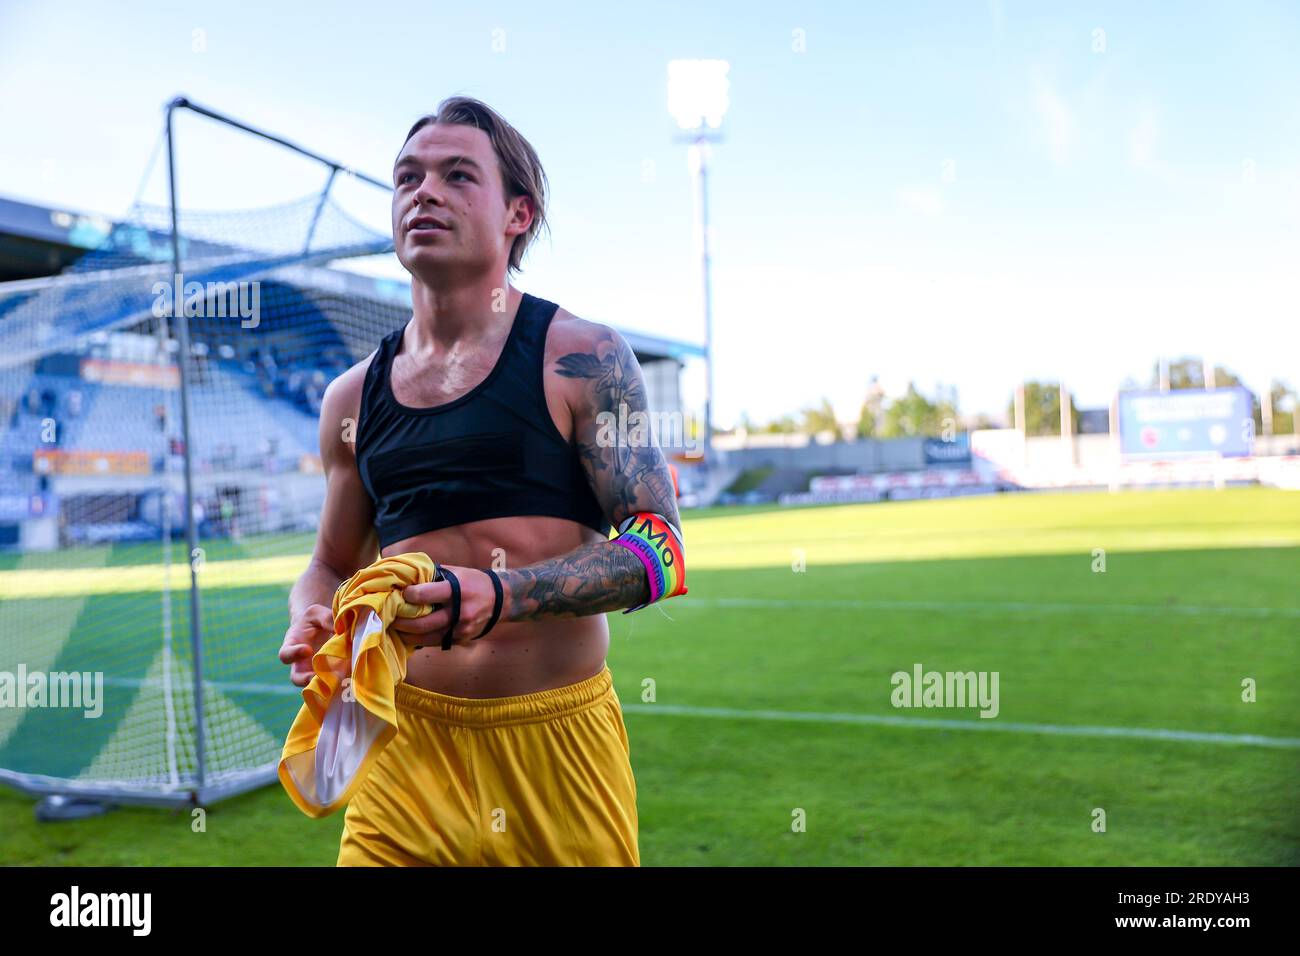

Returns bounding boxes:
[436,565,462,651]
[474,568,504,640]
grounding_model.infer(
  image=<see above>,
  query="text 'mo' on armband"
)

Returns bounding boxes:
[611,512,688,613]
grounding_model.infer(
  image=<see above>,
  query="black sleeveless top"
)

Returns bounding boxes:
[355,292,611,548]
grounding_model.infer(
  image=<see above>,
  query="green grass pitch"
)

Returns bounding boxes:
[1,486,1297,865]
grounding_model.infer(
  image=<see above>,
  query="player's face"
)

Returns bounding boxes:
[391,123,530,281]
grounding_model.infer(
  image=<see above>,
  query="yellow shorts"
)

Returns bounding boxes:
[337,663,639,866]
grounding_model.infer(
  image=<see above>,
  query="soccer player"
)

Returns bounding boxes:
[277,97,687,866]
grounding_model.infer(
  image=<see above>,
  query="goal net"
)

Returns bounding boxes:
[0,99,408,807]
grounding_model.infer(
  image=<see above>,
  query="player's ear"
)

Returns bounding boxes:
[506,193,533,236]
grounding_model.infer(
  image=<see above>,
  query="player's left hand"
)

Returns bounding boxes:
[393,565,503,648]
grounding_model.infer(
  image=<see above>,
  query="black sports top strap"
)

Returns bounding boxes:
[355,293,611,548]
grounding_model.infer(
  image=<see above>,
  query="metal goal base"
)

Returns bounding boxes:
[35,795,117,823]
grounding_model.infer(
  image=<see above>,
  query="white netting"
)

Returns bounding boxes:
[0,108,408,804]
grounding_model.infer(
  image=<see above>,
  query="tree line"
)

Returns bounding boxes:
[730,359,1296,440]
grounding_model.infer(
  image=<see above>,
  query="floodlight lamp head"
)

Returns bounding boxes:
[667,59,731,131]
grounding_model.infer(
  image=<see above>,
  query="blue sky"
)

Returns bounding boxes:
[2,0,1298,426]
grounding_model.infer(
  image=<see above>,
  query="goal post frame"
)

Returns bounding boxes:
[0,97,396,814]
[161,94,393,804]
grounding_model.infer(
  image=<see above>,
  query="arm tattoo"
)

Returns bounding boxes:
[555,329,681,526]
[498,327,681,620]
[501,541,649,620]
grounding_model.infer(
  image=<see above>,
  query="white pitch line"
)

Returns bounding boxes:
[102,676,301,697]
[620,703,1300,749]
[686,597,1300,619]
[97,677,1300,750]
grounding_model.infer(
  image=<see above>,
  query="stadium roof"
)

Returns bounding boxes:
[0,194,706,363]
[0,193,114,281]
[617,329,705,363]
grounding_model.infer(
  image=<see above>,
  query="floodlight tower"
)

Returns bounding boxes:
[668,58,729,473]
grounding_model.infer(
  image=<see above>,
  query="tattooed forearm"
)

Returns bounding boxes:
[518,323,684,620]
[501,540,650,620]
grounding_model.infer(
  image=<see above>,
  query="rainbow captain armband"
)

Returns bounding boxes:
[611,512,688,613]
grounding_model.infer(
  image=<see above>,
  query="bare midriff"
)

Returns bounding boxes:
[383,514,610,698]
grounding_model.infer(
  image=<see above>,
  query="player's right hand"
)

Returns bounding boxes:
[279,604,334,687]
